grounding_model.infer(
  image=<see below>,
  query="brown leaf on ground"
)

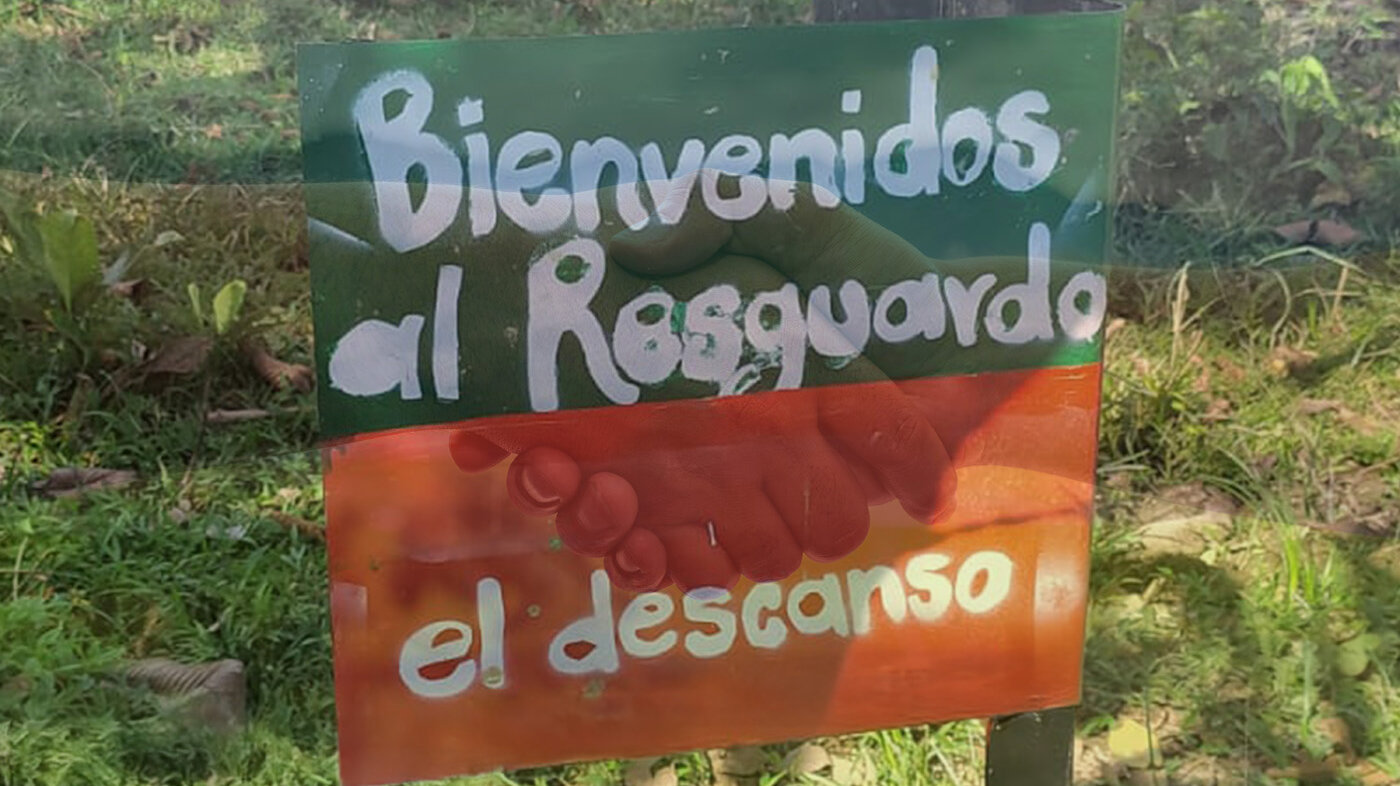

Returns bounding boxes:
[240,339,314,393]
[1312,713,1354,762]
[1126,770,1167,786]
[1266,756,1343,783]
[144,336,212,376]
[710,747,765,776]
[1173,754,1251,785]
[1299,398,1343,415]
[783,742,831,776]
[108,278,151,302]
[1298,400,1385,436]
[203,123,223,140]
[1303,514,1394,538]
[1203,398,1233,422]
[1139,483,1241,520]
[706,749,753,786]
[1215,356,1248,383]
[1137,512,1230,559]
[1336,408,1382,437]
[1274,219,1362,246]
[1308,464,1398,538]
[1352,759,1396,786]
[1072,737,1107,784]
[1310,182,1354,209]
[624,758,678,786]
[1366,544,1400,581]
[830,753,877,786]
[1314,220,1362,245]
[1269,345,1318,377]
[205,408,273,424]
[1191,362,1212,394]
[266,510,324,541]
[35,467,138,498]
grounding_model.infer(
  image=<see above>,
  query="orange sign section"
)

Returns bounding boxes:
[324,366,1097,786]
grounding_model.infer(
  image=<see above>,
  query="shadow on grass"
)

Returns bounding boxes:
[1082,537,1400,779]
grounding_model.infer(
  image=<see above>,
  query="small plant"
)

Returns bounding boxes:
[187,279,249,337]
[0,192,101,315]
[1261,54,1342,160]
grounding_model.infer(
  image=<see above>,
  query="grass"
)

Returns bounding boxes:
[2,0,1399,784]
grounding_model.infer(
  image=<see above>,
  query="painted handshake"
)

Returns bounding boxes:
[446,178,1061,594]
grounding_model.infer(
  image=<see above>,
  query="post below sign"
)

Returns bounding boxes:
[300,10,1121,785]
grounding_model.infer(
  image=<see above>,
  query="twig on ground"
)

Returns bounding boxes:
[266,510,324,542]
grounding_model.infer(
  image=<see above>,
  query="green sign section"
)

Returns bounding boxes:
[299,13,1123,440]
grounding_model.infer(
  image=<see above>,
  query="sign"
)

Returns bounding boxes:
[300,10,1121,786]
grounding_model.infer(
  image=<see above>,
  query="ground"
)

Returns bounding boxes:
[1,0,1398,784]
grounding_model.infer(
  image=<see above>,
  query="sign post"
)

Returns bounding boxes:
[300,4,1121,783]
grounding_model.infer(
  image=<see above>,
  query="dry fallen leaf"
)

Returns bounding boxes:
[1312,713,1353,761]
[108,278,151,302]
[145,336,213,376]
[1265,756,1341,783]
[206,408,274,425]
[1310,182,1354,209]
[203,123,223,140]
[1138,483,1241,520]
[241,339,314,393]
[1365,544,1400,581]
[1274,219,1362,246]
[1352,759,1396,786]
[830,753,877,786]
[1297,400,1383,437]
[1301,517,1394,538]
[35,467,139,498]
[266,510,324,542]
[1269,345,1318,377]
[1126,769,1167,786]
[783,742,832,776]
[706,749,751,786]
[1137,512,1230,559]
[1174,754,1252,786]
[1215,357,1248,383]
[1335,408,1381,437]
[1203,398,1233,422]
[1299,398,1343,415]
[710,746,765,776]
[624,758,678,786]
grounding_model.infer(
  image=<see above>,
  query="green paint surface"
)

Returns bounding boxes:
[299,12,1123,440]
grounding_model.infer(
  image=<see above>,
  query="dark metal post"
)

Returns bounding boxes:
[984,706,1077,786]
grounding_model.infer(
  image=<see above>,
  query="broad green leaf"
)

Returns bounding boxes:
[1337,634,1379,678]
[188,282,204,325]
[0,191,43,268]
[212,279,247,336]
[35,209,100,313]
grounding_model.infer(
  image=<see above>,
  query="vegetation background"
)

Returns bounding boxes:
[1,0,1397,784]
